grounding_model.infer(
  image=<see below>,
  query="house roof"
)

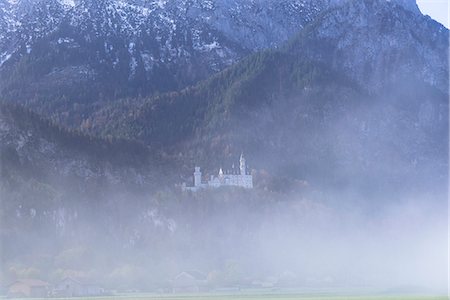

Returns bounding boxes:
[59,277,83,285]
[58,277,102,288]
[175,270,207,281]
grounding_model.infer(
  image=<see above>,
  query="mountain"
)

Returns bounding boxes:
[1,0,448,292]
[0,0,331,127]
[84,0,448,192]
[0,0,446,191]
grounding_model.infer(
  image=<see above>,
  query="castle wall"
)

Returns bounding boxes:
[185,155,253,191]
[207,174,253,189]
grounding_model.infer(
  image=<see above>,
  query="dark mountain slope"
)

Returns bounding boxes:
[86,0,448,192]
[0,103,164,197]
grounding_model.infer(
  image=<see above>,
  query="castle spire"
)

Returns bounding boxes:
[240,153,246,175]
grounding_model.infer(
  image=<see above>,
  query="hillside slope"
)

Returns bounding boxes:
[0,103,163,198]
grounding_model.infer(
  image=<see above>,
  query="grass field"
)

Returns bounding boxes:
[11,295,447,300]
[77,297,445,300]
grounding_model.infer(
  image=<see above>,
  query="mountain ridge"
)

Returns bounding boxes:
[0,0,327,121]
[0,0,428,125]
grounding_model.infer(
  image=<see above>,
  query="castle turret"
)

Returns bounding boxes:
[240,153,246,175]
[194,167,202,187]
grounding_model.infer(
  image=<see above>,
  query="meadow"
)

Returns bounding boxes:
[100,297,444,300]
[13,295,446,300]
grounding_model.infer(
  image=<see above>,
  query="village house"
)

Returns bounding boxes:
[53,277,104,297]
[7,279,50,298]
[172,271,207,293]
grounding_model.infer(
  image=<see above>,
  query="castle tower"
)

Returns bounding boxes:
[194,167,202,187]
[240,153,246,175]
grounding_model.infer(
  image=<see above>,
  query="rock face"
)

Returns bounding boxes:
[1,0,328,54]
[390,0,420,14]
[0,0,327,120]
[329,0,420,14]
[0,0,439,129]
[0,0,428,70]
[297,0,448,94]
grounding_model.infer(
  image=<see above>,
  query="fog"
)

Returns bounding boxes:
[251,194,447,290]
[1,180,447,295]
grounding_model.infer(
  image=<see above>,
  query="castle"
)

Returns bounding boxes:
[183,154,253,191]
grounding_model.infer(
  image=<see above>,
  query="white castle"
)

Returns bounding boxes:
[183,154,253,191]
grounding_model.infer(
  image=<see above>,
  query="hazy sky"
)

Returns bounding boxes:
[417,0,449,28]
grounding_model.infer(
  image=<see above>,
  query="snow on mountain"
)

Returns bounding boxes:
[0,0,427,70]
[57,0,75,7]
[0,0,325,68]
[0,0,68,65]
[0,0,334,128]
[0,0,428,68]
